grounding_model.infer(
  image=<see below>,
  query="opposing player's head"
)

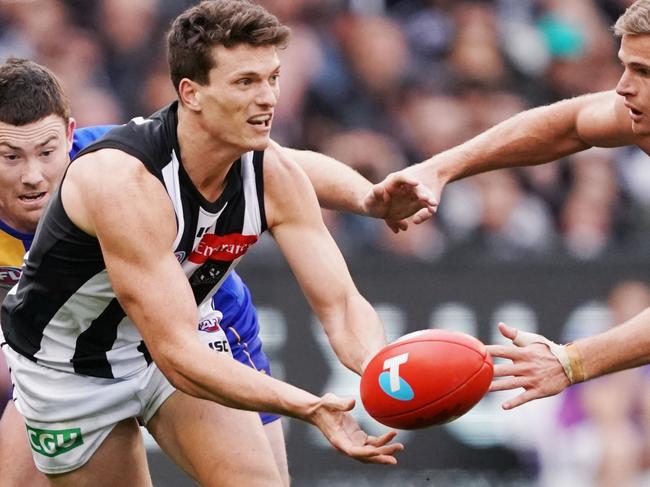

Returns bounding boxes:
[614,0,650,134]
[167,0,289,152]
[0,58,75,233]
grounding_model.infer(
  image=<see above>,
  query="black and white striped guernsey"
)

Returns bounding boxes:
[0,102,267,379]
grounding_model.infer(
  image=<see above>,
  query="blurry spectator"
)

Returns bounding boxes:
[470,170,556,260]
[0,0,646,261]
[317,129,412,253]
[447,3,509,88]
[398,93,473,159]
[560,149,625,259]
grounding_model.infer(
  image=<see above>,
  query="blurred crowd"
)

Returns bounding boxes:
[1,0,649,261]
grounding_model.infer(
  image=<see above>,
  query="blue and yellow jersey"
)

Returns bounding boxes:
[0,220,32,288]
[0,125,114,289]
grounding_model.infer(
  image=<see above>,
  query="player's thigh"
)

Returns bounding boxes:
[264,418,290,487]
[0,401,49,487]
[146,390,283,487]
[46,418,151,487]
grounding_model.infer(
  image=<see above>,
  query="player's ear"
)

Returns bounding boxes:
[66,117,76,151]
[178,78,202,112]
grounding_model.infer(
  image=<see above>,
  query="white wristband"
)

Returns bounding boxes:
[512,330,579,384]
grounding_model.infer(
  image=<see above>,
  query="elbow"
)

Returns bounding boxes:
[148,341,193,392]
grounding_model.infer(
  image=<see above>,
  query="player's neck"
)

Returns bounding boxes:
[176,108,241,202]
[0,214,35,237]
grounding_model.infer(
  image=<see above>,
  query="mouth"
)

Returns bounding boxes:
[625,103,643,120]
[19,192,47,204]
[247,114,273,130]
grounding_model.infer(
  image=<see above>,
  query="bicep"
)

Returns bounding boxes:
[266,153,357,312]
[575,91,638,147]
[74,152,198,358]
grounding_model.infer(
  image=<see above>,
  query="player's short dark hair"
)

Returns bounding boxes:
[167,0,290,95]
[0,58,71,126]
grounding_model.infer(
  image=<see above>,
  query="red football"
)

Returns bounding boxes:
[360,329,493,429]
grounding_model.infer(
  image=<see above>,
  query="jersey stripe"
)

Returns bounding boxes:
[1,102,267,379]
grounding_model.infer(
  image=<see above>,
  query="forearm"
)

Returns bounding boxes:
[322,294,387,374]
[576,307,650,380]
[283,148,371,214]
[409,97,593,188]
[160,341,321,421]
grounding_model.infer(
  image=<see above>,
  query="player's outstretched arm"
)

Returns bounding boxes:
[280,143,436,232]
[399,90,637,220]
[264,146,404,462]
[265,145,388,373]
[62,148,402,465]
[487,307,650,409]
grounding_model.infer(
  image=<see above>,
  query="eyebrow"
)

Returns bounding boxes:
[37,135,58,147]
[0,141,22,151]
[0,135,58,151]
[233,65,281,77]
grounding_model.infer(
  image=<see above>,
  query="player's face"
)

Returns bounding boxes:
[198,44,280,151]
[0,115,74,233]
[616,34,650,134]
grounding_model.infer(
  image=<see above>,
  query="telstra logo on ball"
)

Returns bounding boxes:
[378,353,414,401]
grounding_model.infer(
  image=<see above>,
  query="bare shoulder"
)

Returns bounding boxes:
[262,142,319,229]
[63,148,175,238]
[67,149,160,193]
[575,91,640,146]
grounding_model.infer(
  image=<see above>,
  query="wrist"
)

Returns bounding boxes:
[564,342,586,384]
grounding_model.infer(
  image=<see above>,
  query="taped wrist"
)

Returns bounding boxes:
[512,330,585,384]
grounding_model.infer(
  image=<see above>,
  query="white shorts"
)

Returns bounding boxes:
[2,343,175,475]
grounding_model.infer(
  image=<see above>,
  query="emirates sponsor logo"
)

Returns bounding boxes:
[189,233,258,264]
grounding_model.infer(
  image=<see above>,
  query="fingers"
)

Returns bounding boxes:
[485,344,523,360]
[501,390,538,410]
[386,171,419,188]
[346,441,404,465]
[365,430,397,447]
[412,207,435,224]
[385,219,408,233]
[488,376,529,392]
[497,322,518,341]
[320,393,355,412]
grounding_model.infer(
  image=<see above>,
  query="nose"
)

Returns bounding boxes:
[21,158,45,187]
[616,68,636,98]
[255,81,278,107]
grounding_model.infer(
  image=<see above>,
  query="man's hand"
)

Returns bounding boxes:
[486,323,571,410]
[363,172,437,233]
[308,393,404,464]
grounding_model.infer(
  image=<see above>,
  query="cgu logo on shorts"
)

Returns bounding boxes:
[188,233,258,265]
[378,353,414,401]
[0,266,21,287]
[26,425,84,457]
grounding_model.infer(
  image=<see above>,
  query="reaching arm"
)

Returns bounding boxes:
[280,143,436,232]
[266,145,387,373]
[62,149,320,417]
[399,91,640,217]
[486,306,650,410]
[62,148,402,464]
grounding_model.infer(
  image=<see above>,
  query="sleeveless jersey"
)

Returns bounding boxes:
[0,125,114,290]
[1,103,267,379]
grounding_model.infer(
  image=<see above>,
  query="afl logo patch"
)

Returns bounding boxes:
[0,266,21,287]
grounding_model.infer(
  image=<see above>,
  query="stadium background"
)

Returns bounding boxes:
[3,0,650,485]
